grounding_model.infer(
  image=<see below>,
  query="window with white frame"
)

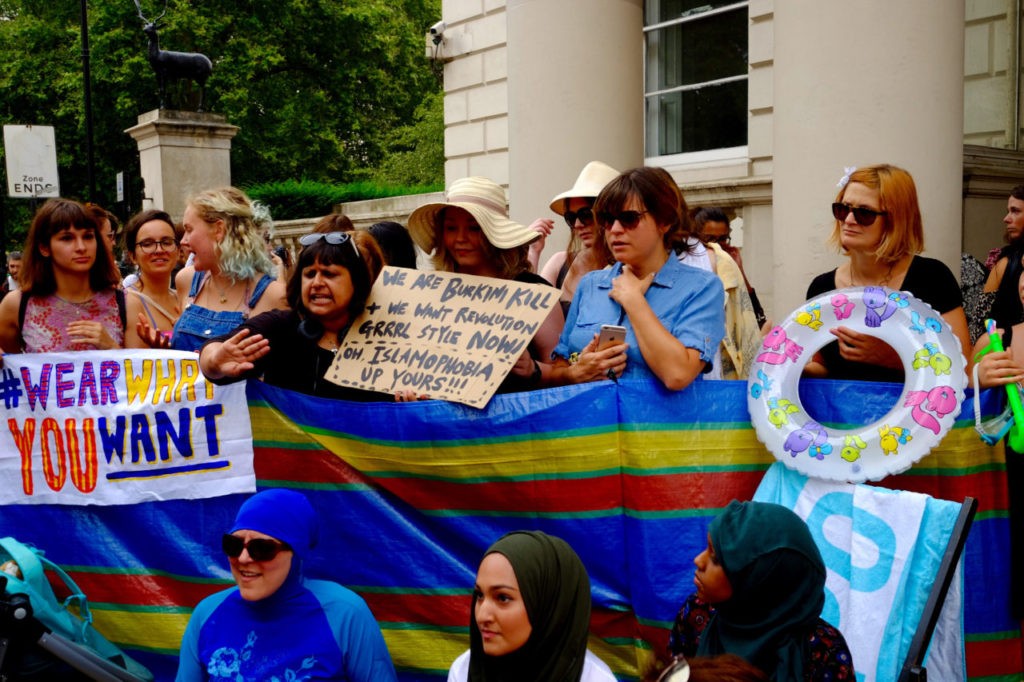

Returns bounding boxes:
[644,1,749,158]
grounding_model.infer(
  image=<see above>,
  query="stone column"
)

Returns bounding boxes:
[772,1,965,316]
[506,0,644,266]
[125,109,239,220]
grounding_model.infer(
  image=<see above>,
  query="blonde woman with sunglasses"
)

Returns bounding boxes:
[804,164,971,381]
[548,167,726,391]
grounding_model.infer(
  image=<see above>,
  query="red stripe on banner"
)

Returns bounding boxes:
[364,592,470,628]
[254,446,369,485]
[373,475,623,513]
[882,470,1008,514]
[66,571,227,609]
[966,637,1024,678]
[623,471,766,511]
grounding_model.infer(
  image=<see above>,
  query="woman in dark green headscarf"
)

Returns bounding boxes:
[668,501,855,681]
[447,530,617,682]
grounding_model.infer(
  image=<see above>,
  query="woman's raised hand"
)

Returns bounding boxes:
[206,329,270,378]
[136,313,172,349]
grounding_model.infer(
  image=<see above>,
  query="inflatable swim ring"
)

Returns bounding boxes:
[747,286,966,483]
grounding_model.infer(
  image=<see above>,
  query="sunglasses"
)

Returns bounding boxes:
[831,202,886,227]
[563,207,595,229]
[222,534,292,561]
[597,210,650,229]
[298,230,360,257]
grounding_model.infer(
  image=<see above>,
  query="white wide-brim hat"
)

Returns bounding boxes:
[548,161,621,215]
[408,177,539,253]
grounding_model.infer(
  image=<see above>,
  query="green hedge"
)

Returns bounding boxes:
[245,180,442,221]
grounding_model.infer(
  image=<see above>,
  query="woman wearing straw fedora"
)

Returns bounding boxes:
[537,161,620,318]
[408,177,564,393]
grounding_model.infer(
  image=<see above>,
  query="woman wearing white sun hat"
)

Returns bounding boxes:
[535,161,620,318]
[408,177,565,393]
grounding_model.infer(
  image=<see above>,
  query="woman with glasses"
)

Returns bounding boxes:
[447,530,616,682]
[0,198,125,352]
[140,187,287,351]
[548,167,725,391]
[408,176,564,393]
[176,489,398,682]
[200,229,391,401]
[538,161,619,317]
[804,164,971,381]
[122,209,181,348]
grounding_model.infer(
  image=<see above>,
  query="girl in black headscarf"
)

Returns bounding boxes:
[447,530,616,682]
[669,501,854,681]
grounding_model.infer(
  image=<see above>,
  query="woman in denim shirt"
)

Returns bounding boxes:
[549,167,725,391]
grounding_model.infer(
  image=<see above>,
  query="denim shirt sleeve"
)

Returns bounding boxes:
[662,262,726,368]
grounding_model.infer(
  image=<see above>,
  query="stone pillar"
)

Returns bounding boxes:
[506,0,644,266]
[772,1,965,316]
[125,110,239,220]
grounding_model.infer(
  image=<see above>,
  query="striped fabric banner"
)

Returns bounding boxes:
[0,377,1016,681]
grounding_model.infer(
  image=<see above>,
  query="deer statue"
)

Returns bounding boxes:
[133,0,213,112]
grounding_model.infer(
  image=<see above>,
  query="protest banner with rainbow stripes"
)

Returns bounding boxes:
[0,377,1016,681]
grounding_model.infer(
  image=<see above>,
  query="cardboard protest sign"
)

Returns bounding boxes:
[0,350,255,505]
[325,267,557,407]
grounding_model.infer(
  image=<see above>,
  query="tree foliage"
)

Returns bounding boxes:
[0,0,442,246]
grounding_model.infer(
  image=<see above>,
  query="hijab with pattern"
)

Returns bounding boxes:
[467,531,591,682]
[697,501,826,681]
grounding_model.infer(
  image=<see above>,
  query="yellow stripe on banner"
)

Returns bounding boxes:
[383,629,648,679]
[250,403,309,443]
[315,432,622,477]
[383,629,469,672]
[92,609,190,651]
[621,427,773,470]
[590,636,651,680]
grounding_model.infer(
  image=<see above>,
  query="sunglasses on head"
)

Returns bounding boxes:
[222,534,292,561]
[597,210,649,229]
[831,202,886,227]
[298,230,360,257]
[563,207,595,229]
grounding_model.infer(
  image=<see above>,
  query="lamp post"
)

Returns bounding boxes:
[79,0,96,202]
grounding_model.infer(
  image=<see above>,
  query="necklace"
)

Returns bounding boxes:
[55,293,95,305]
[210,275,231,304]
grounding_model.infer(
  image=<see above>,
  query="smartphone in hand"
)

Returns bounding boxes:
[597,324,627,350]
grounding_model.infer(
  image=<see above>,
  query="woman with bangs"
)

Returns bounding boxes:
[804,164,971,381]
[199,229,390,401]
[140,187,287,351]
[0,198,125,352]
[548,166,726,391]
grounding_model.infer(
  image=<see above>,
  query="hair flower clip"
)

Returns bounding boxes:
[836,166,856,189]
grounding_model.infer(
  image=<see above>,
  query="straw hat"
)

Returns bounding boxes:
[407,177,539,253]
[548,161,621,214]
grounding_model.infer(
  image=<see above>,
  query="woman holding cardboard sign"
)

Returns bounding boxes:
[198,229,391,401]
[549,167,725,390]
[407,177,564,393]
